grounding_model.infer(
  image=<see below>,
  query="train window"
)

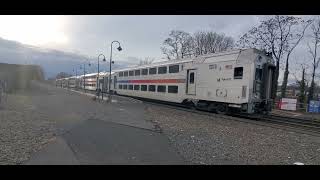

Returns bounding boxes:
[209,64,217,70]
[148,85,156,92]
[189,73,195,84]
[168,86,178,93]
[157,85,166,93]
[149,68,157,75]
[169,65,179,73]
[158,66,167,74]
[141,85,147,91]
[134,85,140,90]
[119,84,122,89]
[123,84,127,89]
[234,67,243,79]
[129,85,133,90]
[142,69,148,75]
[255,68,262,80]
[135,70,140,76]
[124,71,128,77]
[119,72,123,77]
[129,71,134,76]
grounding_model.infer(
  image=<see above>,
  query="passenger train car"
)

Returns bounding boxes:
[97,72,111,92]
[82,73,98,91]
[67,76,77,88]
[55,78,62,87]
[56,48,276,114]
[62,78,68,88]
[105,48,276,114]
[56,73,107,91]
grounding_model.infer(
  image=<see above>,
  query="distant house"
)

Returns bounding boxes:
[276,84,300,99]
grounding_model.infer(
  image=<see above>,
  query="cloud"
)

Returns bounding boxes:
[0,36,140,79]
[56,15,265,59]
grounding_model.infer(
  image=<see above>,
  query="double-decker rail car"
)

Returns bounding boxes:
[104,48,276,114]
[67,76,77,88]
[62,78,69,88]
[56,79,63,87]
[97,72,111,93]
[81,73,98,91]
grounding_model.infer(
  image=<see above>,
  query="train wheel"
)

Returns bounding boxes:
[216,104,227,115]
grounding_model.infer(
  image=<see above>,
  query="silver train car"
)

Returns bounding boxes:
[57,48,276,114]
[102,48,276,114]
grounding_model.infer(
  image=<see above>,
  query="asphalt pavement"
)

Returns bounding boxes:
[25,82,186,165]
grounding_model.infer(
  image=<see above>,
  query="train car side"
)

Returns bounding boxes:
[106,48,275,114]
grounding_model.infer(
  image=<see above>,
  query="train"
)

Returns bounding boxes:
[56,48,276,114]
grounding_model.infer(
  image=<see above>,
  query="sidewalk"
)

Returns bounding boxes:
[25,87,186,165]
[27,119,185,165]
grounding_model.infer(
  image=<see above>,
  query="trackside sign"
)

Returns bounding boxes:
[280,98,297,111]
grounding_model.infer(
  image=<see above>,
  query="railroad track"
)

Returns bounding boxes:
[257,115,320,134]
[141,100,320,137]
[64,87,320,136]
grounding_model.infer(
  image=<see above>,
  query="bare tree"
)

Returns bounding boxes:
[238,15,311,98]
[161,30,234,60]
[56,72,72,79]
[193,31,234,56]
[280,17,312,98]
[292,62,309,108]
[307,18,320,102]
[138,57,155,65]
[193,31,207,56]
[161,30,193,60]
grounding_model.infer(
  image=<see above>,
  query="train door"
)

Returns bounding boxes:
[187,69,196,95]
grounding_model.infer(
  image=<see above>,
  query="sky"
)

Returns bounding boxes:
[0,15,317,83]
[0,15,264,61]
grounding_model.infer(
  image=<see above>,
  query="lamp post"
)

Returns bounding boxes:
[108,40,122,102]
[73,67,79,90]
[98,54,106,91]
[80,59,91,93]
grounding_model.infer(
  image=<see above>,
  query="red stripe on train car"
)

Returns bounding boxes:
[129,79,185,83]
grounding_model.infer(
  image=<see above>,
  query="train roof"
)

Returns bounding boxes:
[112,48,267,72]
[55,48,270,80]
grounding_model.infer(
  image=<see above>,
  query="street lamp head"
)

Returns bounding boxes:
[103,58,106,62]
[112,61,115,64]
[117,46,122,51]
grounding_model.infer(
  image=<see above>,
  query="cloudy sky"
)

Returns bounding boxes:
[0,15,266,61]
[0,15,317,82]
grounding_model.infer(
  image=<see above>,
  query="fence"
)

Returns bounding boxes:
[273,98,320,120]
[273,100,308,112]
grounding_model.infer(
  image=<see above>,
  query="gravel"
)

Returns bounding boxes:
[0,94,56,165]
[144,105,320,165]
